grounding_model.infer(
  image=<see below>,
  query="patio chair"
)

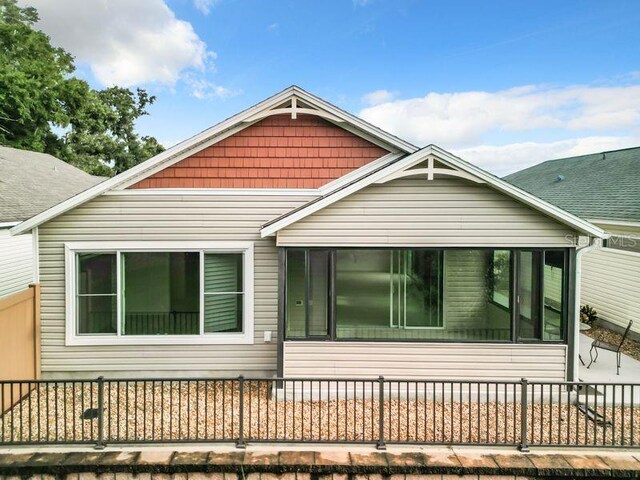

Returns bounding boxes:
[587,320,634,375]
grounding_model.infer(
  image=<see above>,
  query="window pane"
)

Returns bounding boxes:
[442,250,510,341]
[336,250,392,339]
[204,294,242,333]
[517,251,542,340]
[286,251,306,338]
[404,250,442,328]
[308,250,329,336]
[335,249,510,341]
[122,252,200,335]
[78,253,116,294]
[543,251,565,341]
[77,295,116,334]
[204,254,243,293]
[285,250,329,338]
[491,250,510,308]
[203,253,244,334]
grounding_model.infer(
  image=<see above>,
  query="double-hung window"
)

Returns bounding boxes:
[66,242,253,345]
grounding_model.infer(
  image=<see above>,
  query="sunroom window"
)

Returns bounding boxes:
[285,248,567,344]
[66,242,252,345]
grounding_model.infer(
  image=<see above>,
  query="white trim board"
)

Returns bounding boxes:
[104,188,321,197]
[260,145,608,239]
[64,240,254,346]
[11,86,417,236]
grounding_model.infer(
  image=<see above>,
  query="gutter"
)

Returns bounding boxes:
[0,221,20,228]
[572,237,600,381]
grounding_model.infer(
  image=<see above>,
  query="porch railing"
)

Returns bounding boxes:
[0,377,638,449]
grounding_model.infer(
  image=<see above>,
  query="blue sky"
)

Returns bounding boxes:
[23,0,640,174]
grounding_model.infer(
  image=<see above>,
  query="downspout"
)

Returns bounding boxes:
[571,237,599,381]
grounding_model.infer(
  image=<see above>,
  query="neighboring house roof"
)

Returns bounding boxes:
[260,144,606,238]
[11,85,417,235]
[504,147,640,224]
[9,86,605,239]
[0,146,105,224]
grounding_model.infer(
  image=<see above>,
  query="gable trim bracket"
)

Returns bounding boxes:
[374,156,485,185]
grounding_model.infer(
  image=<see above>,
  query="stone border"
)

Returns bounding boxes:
[0,450,639,479]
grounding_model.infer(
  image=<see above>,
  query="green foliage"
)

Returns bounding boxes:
[580,304,598,325]
[0,0,164,175]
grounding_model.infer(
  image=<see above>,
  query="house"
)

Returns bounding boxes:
[10,86,606,382]
[0,146,104,298]
[505,147,640,340]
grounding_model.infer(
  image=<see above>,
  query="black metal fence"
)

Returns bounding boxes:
[0,377,638,449]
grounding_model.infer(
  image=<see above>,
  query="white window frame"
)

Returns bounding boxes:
[65,241,254,346]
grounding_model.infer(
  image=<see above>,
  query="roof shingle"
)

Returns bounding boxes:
[0,146,105,223]
[504,147,640,223]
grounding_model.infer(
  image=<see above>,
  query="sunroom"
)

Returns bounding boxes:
[264,146,600,382]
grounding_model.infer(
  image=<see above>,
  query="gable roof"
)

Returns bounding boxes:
[11,85,418,235]
[260,144,607,238]
[0,146,105,224]
[504,147,640,224]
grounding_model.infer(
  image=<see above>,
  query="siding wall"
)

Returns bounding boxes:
[38,193,313,378]
[283,342,567,381]
[277,177,577,247]
[581,247,640,335]
[0,229,33,298]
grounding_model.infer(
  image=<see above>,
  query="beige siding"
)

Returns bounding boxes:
[277,177,577,247]
[284,342,567,381]
[0,229,33,298]
[38,193,313,378]
[581,247,640,335]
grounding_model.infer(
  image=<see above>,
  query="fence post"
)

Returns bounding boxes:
[376,376,386,450]
[95,376,105,450]
[236,375,246,449]
[518,378,529,452]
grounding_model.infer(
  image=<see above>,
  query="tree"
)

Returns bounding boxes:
[0,0,163,175]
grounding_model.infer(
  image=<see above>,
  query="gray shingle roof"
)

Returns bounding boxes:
[0,146,106,223]
[504,147,640,223]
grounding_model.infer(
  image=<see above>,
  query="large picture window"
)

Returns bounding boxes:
[65,242,253,345]
[285,248,568,344]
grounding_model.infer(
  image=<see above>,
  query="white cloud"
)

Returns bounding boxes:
[20,0,217,89]
[455,135,640,176]
[193,0,219,15]
[185,76,241,100]
[358,81,640,175]
[359,83,640,147]
[361,89,398,106]
[353,0,371,6]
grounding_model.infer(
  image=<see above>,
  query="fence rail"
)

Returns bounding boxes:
[0,377,638,449]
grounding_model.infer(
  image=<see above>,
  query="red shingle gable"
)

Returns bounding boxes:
[128,114,389,189]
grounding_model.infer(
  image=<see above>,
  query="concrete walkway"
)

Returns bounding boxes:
[577,333,640,407]
[579,333,640,384]
[0,445,639,479]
